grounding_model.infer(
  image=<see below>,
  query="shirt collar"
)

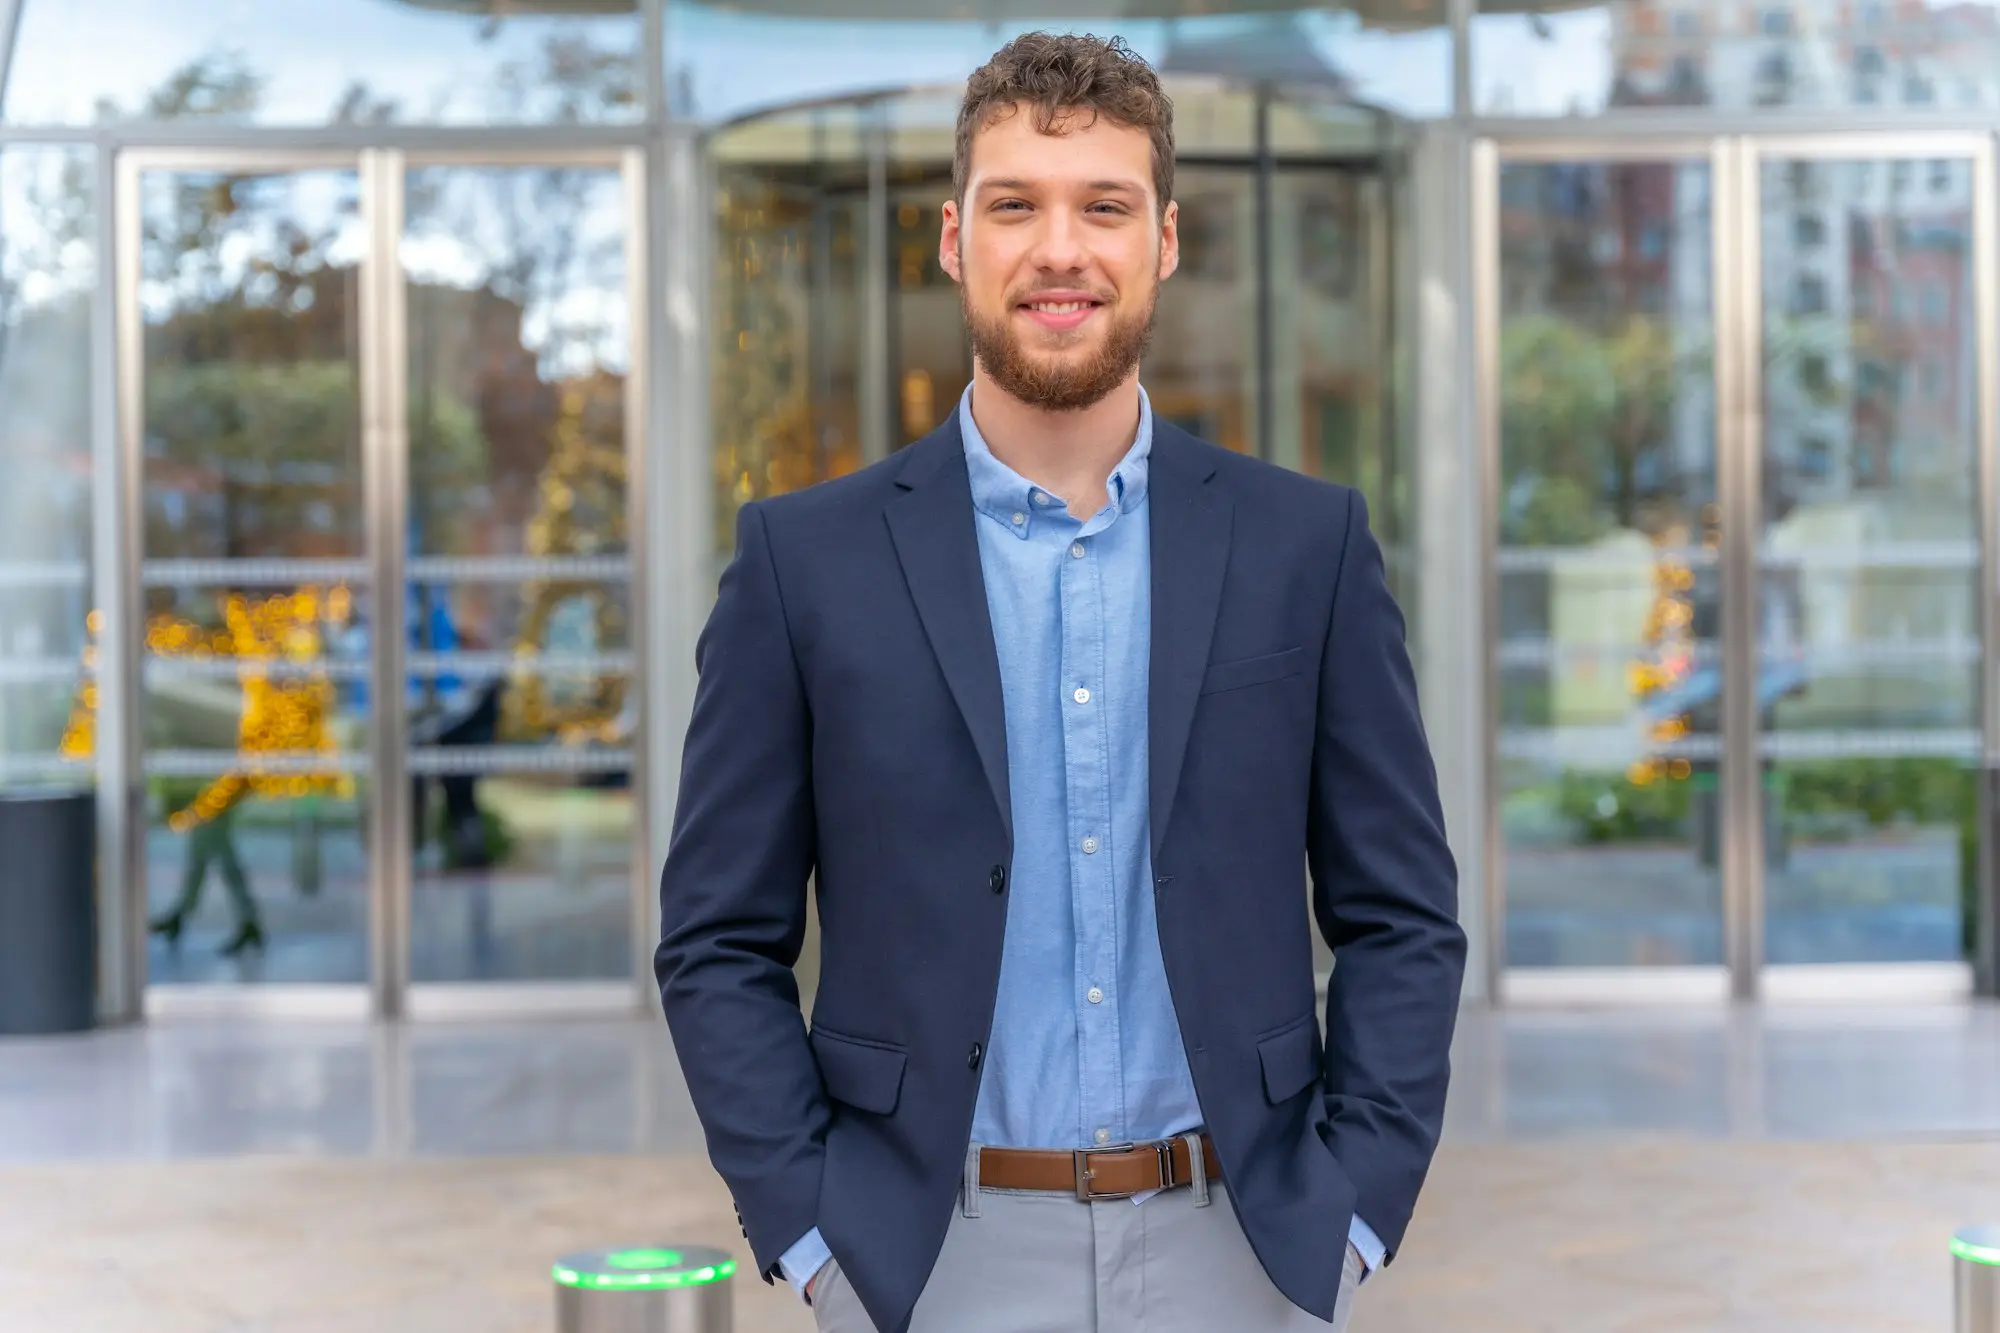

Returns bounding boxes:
[958,385,1153,539]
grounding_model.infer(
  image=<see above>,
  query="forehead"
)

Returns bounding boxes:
[964,103,1154,194]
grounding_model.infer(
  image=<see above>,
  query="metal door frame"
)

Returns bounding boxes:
[115,146,654,1021]
[1474,132,1999,1005]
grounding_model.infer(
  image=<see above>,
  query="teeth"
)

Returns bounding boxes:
[1029,301,1088,314]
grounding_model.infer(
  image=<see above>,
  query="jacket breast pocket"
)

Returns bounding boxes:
[1255,1013,1324,1104]
[1200,645,1306,697]
[810,1025,908,1116]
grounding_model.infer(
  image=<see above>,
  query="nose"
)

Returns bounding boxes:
[1025,205,1089,275]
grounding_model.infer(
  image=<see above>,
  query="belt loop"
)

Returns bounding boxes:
[961,1142,983,1219]
[1183,1133,1211,1208]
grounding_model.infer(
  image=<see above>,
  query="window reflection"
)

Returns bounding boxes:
[1494,158,1725,967]
[666,4,1452,125]
[403,164,635,984]
[0,147,94,785]
[1475,0,2000,117]
[1756,156,1979,964]
[5,0,640,125]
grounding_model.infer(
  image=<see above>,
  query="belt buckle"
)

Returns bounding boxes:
[1072,1140,1174,1202]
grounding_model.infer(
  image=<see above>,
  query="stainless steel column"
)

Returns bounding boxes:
[1958,1228,2000,1333]
[554,1246,735,1333]
[1715,135,1765,1002]
[1972,135,2000,998]
[360,147,411,1020]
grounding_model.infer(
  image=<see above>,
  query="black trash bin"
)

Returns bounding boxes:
[0,786,97,1035]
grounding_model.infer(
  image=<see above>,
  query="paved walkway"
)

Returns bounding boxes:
[5,1004,1999,1329]
[0,1138,1984,1332]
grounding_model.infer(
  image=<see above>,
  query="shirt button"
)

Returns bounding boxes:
[1011,511,1026,526]
[989,865,1006,894]
[1095,1128,1111,1145]
[1087,987,1104,1004]
[1081,836,1099,855]
[1073,687,1091,704]
[1070,542,1085,558]
[1035,492,1055,506]
[968,1043,983,1070]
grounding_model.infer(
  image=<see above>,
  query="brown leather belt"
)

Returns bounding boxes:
[978,1135,1221,1201]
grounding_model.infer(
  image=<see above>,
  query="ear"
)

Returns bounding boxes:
[939,199,964,283]
[1157,198,1180,283]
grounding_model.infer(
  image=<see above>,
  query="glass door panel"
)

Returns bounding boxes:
[1755,153,1982,966]
[133,165,373,985]
[710,103,869,577]
[402,161,636,984]
[1150,165,1254,455]
[888,171,967,447]
[1493,155,1725,968]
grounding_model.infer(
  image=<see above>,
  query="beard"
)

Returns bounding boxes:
[961,277,1157,413]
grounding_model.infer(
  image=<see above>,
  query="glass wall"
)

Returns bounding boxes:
[1473,0,2000,119]
[0,147,95,792]
[667,4,1452,126]
[6,0,642,125]
[11,1,2000,1011]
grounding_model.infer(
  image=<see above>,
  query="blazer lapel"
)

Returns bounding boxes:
[1148,424,1232,863]
[885,420,1012,841]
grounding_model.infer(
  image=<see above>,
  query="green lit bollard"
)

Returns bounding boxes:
[554,1245,735,1333]
[1954,1227,2000,1333]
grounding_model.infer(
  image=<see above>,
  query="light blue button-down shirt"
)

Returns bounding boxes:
[780,385,1383,1296]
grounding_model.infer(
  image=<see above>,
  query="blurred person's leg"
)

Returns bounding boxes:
[210,807,263,957]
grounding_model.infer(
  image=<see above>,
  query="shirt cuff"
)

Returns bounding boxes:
[776,1227,832,1301]
[1347,1214,1388,1281]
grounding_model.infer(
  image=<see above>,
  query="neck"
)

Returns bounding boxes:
[966,367,1142,517]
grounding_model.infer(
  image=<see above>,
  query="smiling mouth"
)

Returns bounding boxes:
[1015,296,1108,334]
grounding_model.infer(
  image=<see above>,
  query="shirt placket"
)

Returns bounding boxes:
[1061,505,1122,1149]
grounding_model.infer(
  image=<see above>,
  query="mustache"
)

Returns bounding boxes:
[1010,286,1114,304]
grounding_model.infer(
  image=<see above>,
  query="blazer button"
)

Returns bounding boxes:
[968,1042,983,1070]
[989,865,1006,894]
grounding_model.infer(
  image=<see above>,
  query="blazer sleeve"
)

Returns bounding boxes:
[654,499,828,1283]
[1306,487,1468,1263]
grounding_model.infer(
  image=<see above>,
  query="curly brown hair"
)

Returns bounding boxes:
[954,32,1176,218]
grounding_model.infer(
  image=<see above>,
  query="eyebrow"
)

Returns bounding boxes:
[975,177,1147,196]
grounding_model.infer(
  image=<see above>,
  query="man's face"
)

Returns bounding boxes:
[940,104,1179,412]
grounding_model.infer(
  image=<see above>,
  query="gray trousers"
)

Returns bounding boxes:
[811,1151,1360,1333]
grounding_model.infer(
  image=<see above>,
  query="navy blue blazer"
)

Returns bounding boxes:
[655,415,1465,1333]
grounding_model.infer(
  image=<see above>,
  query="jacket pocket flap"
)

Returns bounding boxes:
[1200,646,1306,696]
[811,1026,908,1116]
[1256,1014,1323,1105]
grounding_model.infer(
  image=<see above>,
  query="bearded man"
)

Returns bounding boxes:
[656,31,1466,1333]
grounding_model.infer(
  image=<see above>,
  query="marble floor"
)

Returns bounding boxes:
[3,1003,1999,1330]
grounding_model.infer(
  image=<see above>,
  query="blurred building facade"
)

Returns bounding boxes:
[2,0,1998,1025]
